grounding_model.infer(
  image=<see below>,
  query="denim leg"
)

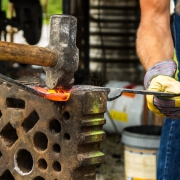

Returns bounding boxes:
[157,118,180,180]
[157,1,180,179]
[174,0,180,78]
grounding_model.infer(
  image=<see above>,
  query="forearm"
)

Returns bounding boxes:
[137,22,174,70]
[137,0,180,119]
[136,0,174,71]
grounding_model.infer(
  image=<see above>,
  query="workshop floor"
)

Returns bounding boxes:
[96,133,125,180]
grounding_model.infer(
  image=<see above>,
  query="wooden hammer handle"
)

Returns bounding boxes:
[0,41,57,67]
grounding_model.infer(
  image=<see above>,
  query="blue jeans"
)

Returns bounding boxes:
[157,0,180,179]
[157,119,180,179]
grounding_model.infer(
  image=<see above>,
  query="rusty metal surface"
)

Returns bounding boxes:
[0,84,108,180]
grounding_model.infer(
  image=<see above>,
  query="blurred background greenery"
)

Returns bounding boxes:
[2,0,62,20]
[40,0,62,15]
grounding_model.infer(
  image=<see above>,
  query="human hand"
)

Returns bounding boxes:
[144,60,180,118]
[147,75,180,118]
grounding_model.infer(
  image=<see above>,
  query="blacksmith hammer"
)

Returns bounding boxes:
[0,15,79,90]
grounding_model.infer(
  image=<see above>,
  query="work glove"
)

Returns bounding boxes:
[144,60,180,118]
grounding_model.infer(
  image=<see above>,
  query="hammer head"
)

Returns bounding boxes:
[43,15,79,90]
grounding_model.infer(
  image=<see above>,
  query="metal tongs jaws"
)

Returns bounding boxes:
[106,87,178,101]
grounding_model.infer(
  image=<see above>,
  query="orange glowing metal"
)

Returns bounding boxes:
[32,86,71,101]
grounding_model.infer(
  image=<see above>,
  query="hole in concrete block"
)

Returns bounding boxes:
[0,123,18,148]
[14,149,33,175]
[6,98,25,109]
[22,110,39,133]
[38,158,47,170]
[63,111,70,120]
[52,161,61,172]
[0,170,15,180]
[64,133,70,140]
[49,119,61,134]
[34,132,48,151]
[34,176,45,180]
[53,144,61,153]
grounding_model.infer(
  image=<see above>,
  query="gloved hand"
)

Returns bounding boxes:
[144,60,180,118]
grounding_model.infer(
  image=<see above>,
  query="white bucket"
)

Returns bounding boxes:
[122,125,161,180]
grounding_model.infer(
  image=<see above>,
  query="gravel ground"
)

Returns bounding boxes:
[96,133,125,180]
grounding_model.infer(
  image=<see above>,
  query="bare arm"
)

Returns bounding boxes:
[136,0,174,70]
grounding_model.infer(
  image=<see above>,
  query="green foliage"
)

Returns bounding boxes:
[1,0,63,23]
[1,0,62,15]
[2,0,8,10]
[41,0,63,24]
[46,0,62,15]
